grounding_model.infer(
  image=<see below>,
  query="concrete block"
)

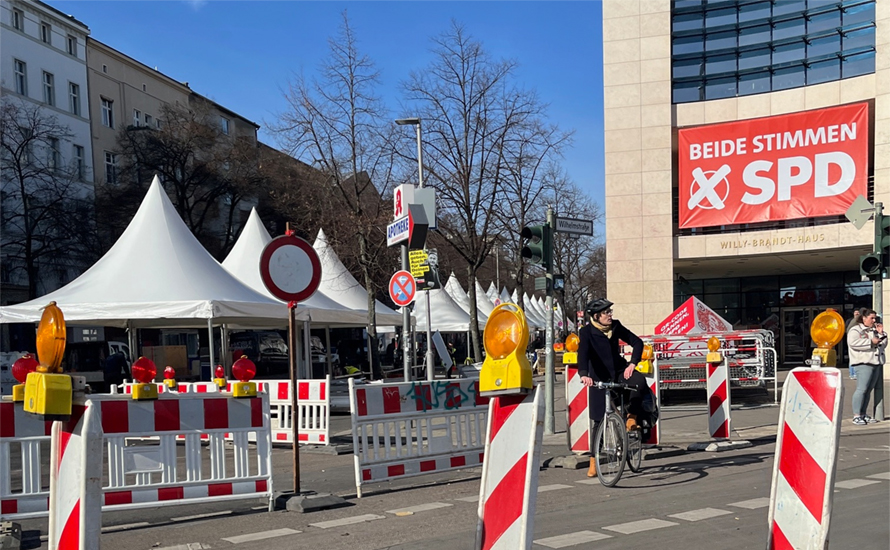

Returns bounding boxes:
[275,491,349,513]
[687,440,753,452]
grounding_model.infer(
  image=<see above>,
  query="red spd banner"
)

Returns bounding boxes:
[679,102,869,228]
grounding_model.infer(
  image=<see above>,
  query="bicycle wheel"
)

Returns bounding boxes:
[594,413,627,487]
[626,429,643,473]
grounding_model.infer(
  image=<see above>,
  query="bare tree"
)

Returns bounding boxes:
[402,22,567,359]
[1,98,96,299]
[270,12,398,376]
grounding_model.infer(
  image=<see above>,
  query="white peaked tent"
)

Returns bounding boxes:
[522,293,546,329]
[222,209,369,325]
[486,282,499,303]
[471,280,495,317]
[500,287,511,304]
[411,289,474,332]
[0,176,289,328]
[312,229,403,326]
[444,273,473,314]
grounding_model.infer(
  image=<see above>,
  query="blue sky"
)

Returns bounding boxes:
[55,0,605,208]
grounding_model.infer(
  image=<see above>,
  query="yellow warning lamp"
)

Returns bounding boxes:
[636,343,654,375]
[11,354,39,402]
[130,357,159,400]
[231,356,257,398]
[479,303,532,397]
[562,333,579,365]
[163,365,177,390]
[810,309,844,367]
[23,302,73,420]
[706,336,723,364]
[213,364,227,391]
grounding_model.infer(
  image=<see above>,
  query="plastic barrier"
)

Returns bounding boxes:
[767,367,843,549]
[643,366,660,446]
[0,399,52,519]
[475,387,544,550]
[349,378,488,497]
[707,357,731,439]
[564,366,589,454]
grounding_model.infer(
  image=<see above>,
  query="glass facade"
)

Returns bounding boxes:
[671,0,877,103]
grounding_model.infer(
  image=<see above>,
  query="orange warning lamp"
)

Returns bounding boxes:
[24,302,73,420]
[130,357,159,400]
[810,309,844,367]
[231,355,257,398]
[163,365,177,390]
[636,343,654,375]
[553,342,565,352]
[480,303,532,397]
[562,333,579,365]
[11,354,39,402]
[213,364,227,391]
[706,336,723,364]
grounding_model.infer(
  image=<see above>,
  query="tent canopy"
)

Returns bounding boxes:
[471,280,495,317]
[411,289,476,332]
[0,176,290,328]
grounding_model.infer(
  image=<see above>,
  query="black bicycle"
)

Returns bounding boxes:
[593,380,644,487]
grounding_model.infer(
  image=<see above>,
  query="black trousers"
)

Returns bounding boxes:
[587,369,651,423]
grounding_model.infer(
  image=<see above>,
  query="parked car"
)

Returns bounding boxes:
[310,336,340,378]
[230,331,288,377]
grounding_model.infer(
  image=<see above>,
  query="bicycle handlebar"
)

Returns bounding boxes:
[594,380,639,392]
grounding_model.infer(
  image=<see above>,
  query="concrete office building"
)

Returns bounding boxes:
[602,0,887,365]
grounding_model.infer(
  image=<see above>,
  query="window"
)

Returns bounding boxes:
[48,137,61,173]
[739,24,770,47]
[68,82,80,116]
[144,114,153,127]
[13,59,26,95]
[773,64,806,90]
[66,35,77,56]
[133,109,142,127]
[706,8,736,28]
[104,151,118,184]
[73,145,85,180]
[705,76,737,100]
[807,58,840,85]
[842,51,875,78]
[705,31,736,52]
[42,72,54,106]
[739,71,771,95]
[738,47,771,70]
[773,18,806,41]
[40,22,50,44]
[12,8,23,30]
[220,116,230,135]
[101,98,114,128]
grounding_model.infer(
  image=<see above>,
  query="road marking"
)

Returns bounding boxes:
[669,508,731,522]
[221,528,301,544]
[602,518,678,535]
[867,472,890,480]
[101,522,149,533]
[728,497,770,509]
[171,511,233,522]
[835,479,882,489]
[310,514,386,529]
[534,530,612,548]
[538,484,573,493]
[574,478,601,485]
[386,502,453,515]
[156,545,211,550]
[454,495,480,502]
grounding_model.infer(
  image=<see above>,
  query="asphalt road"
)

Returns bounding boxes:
[12,375,890,549]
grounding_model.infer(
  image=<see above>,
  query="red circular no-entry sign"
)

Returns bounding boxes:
[259,235,322,302]
[389,270,417,307]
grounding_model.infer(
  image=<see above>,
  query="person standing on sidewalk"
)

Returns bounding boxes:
[872,317,886,421]
[846,309,886,425]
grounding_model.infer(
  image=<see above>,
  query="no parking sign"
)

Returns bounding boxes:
[389,270,416,307]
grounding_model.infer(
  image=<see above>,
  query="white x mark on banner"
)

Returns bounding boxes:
[687,165,732,210]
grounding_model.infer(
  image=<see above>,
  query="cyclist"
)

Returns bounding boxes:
[577,297,653,477]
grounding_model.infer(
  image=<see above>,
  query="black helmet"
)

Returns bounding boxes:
[585,298,613,315]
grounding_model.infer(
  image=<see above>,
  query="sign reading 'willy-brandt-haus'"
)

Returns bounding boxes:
[678,102,869,229]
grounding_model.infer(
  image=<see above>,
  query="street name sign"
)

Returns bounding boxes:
[554,216,594,236]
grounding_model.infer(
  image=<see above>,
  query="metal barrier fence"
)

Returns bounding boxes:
[349,378,489,497]
[0,400,51,519]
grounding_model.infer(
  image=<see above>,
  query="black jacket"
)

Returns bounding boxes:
[576,320,643,382]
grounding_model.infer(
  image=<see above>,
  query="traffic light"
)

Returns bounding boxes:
[521,223,552,269]
[861,208,890,280]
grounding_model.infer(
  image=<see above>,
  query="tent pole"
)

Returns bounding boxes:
[303,320,311,379]
[208,318,215,378]
[126,320,137,364]
[221,324,230,376]
[325,327,333,377]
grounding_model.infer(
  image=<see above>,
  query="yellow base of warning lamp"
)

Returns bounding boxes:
[23,303,73,421]
[636,343,655,375]
[163,366,178,390]
[562,334,580,366]
[231,356,257,398]
[810,309,845,368]
[705,336,723,364]
[480,304,533,397]
[11,354,40,403]
[131,357,159,400]
[213,364,227,391]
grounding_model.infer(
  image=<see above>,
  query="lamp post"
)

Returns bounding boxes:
[395,117,434,381]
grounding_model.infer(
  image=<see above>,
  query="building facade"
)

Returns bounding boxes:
[0,0,93,303]
[602,0,888,365]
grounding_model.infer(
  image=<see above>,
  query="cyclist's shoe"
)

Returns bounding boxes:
[626,414,639,431]
[587,459,596,477]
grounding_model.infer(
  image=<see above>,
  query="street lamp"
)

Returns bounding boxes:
[395,116,434,381]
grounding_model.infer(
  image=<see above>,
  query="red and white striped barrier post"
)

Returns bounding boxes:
[642,359,660,446]
[707,355,731,439]
[767,367,843,549]
[475,387,544,550]
[565,366,590,454]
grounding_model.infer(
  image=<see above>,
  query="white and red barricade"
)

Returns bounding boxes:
[475,387,544,550]
[349,378,488,497]
[707,356,731,439]
[256,378,330,445]
[642,366,660,446]
[767,366,843,549]
[0,399,52,519]
[564,367,589,454]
